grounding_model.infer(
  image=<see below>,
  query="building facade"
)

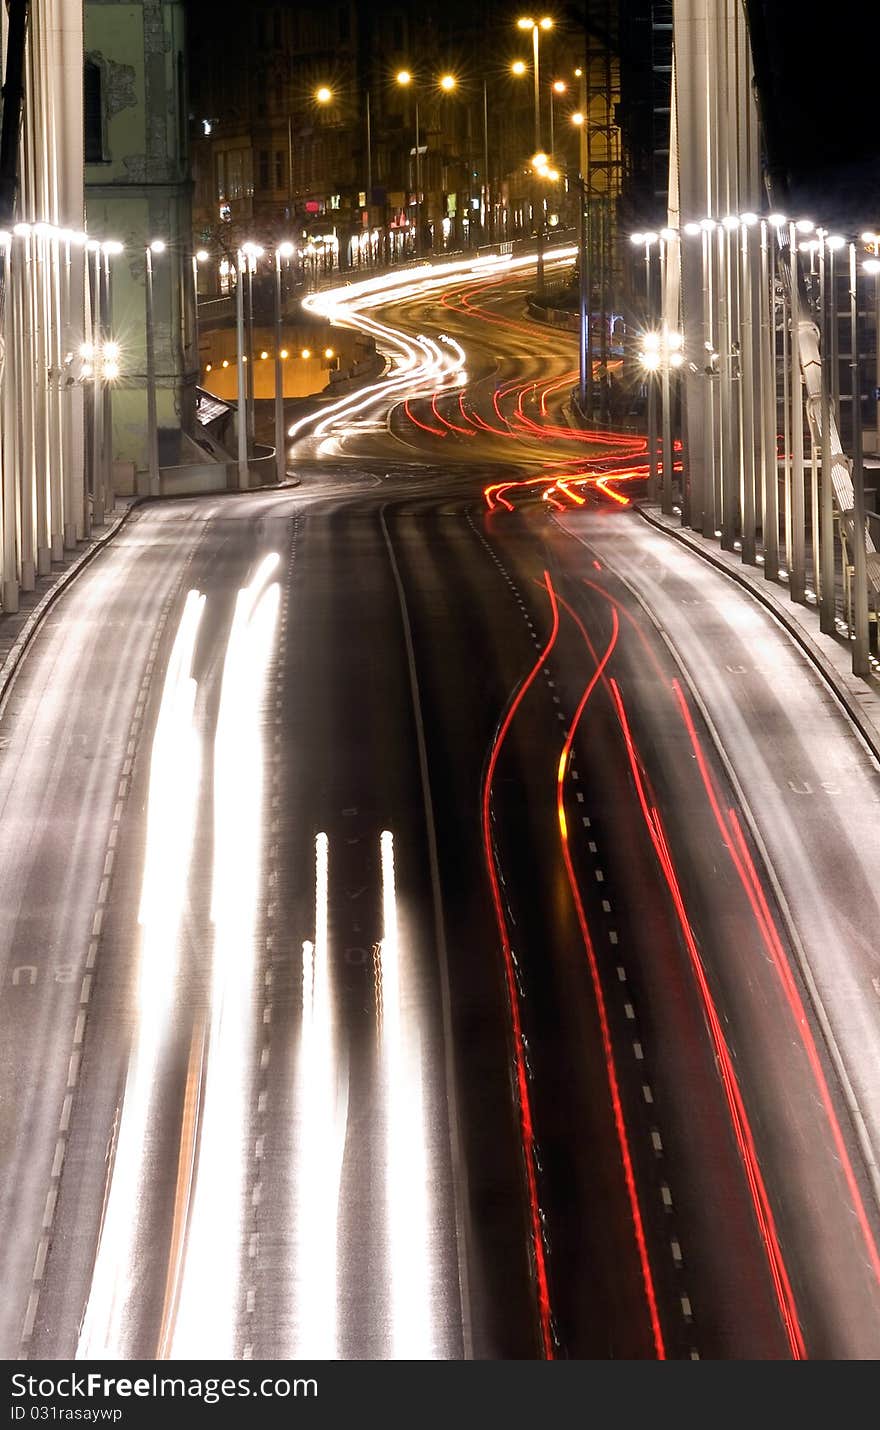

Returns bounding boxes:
[84,0,196,489]
[187,0,591,272]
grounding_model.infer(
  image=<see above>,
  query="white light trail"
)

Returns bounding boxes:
[288,247,576,446]
[379,830,434,1358]
[290,833,349,1357]
[77,590,206,1359]
[171,555,280,1359]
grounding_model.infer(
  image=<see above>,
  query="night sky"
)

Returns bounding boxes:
[748,0,879,220]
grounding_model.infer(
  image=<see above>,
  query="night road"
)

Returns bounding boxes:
[3,251,880,1363]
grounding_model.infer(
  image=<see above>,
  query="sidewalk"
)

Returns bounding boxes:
[0,502,135,711]
[638,503,880,765]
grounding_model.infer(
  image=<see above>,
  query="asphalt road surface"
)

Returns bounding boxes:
[2,250,880,1360]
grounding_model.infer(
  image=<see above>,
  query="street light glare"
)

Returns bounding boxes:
[540,16,553,28]
[396,70,412,86]
[195,248,209,262]
[795,218,815,234]
[103,240,124,255]
[440,74,456,91]
[316,86,332,103]
[149,239,166,253]
[571,111,584,126]
[511,61,527,75]
[552,80,566,93]
[278,241,295,258]
[517,17,535,28]
[864,258,880,275]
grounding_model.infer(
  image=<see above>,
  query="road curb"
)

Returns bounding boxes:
[636,505,880,768]
[0,503,138,715]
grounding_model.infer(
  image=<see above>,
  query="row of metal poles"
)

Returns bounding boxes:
[0,226,120,614]
[646,219,876,677]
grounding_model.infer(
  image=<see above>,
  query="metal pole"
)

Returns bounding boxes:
[533,25,544,295]
[659,237,673,515]
[102,250,114,526]
[246,258,256,442]
[145,246,160,498]
[646,241,657,501]
[578,174,589,417]
[288,115,294,216]
[91,246,104,525]
[274,253,285,485]
[718,225,736,549]
[482,78,490,244]
[701,224,716,539]
[235,250,248,489]
[414,99,422,259]
[789,222,806,602]
[366,89,372,210]
[761,220,784,577]
[830,244,840,421]
[819,235,835,633]
[740,221,757,562]
[849,242,870,676]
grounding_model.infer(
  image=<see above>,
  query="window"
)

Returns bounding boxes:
[84,60,103,162]
[258,149,270,191]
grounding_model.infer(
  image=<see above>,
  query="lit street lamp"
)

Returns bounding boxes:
[241,241,264,442]
[517,16,553,295]
[275,241,295,484]
[549,78,566,158]
[145,238,165,498]
[395,71,423,258]
[192,247,209,382]
[849,240,870,675]
[234,247,248,488]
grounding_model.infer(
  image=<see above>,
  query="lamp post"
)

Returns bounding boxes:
[395,71,422,258]
[191,247,209,382]
[549,79,566,158]
[145,238,164,498]
[240,241,263,443]
[275,240,294,485]
[639,231,660,500]
[863,231,880,443]
[517,16,553,295]
[850,241,870,675]
[235,247,248,489]
[482,78,491,244]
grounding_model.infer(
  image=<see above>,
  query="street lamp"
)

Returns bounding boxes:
[849,239,870,674]
[144,239,165,498]
[517,16,553,295]
[275,240,295,484]
[549,78,566,157]
[396,70,423,258]
[234,247,248,488]
[192,247,209,388]
[241,241,263,442]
